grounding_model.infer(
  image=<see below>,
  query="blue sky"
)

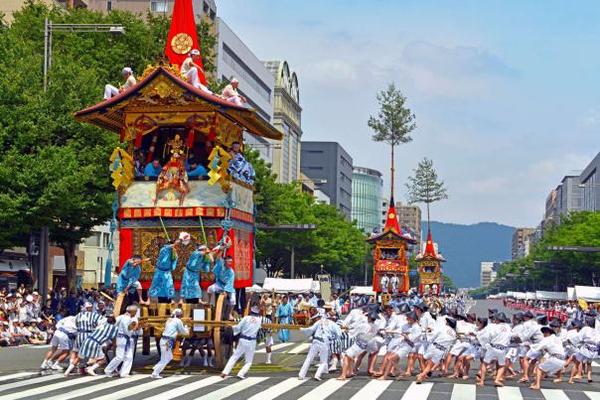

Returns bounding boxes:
[218,0,600,227]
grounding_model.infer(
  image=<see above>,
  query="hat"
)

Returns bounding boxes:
[367,311,379,321]
[406,311,418,321]
[231,78,239,84]
[399,304,410,314]
[198,245,208,251]
[536,315,548,325]
[540,326,554,335]
[250,305,261,314]
[171,308,183,317]
[413,303,428,311]
[126,304,138,312]
[190,49,201,56]
[32,291,39,296]
[570,319,583,329]
[523,311,534,319]
[25,295,33,302]
[488,308,498,315]
[122,67,133,75]
[179,231,191,243]
[446,317,457,329]
[549,319,561,329]
[84,302,93,309]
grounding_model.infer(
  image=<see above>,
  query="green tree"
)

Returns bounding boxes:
[406,158,448,232]
[0,3,177,291]
[368,83,416,199]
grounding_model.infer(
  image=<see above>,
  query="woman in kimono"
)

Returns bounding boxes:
[276,295,294,343]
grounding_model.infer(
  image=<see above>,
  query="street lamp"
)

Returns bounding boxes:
[43,18,125,92]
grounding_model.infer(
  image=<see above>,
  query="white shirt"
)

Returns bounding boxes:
[233,315,261,340]
[521,319,542,344]
[430,324,457,349]
[531,334,565,357]
[181,57,195,75]
[123,75,136,90]
[56,316,77,334]
[163,317,189,338]
[115,314,137,336]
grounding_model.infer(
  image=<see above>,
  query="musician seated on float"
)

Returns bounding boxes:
[104,67,137,100]
[186,159,208,179]
[181,49,213,94]
[221,78,247,107]
[144,159,162,178]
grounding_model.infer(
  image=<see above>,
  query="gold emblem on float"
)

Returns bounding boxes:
[171,33,193,55]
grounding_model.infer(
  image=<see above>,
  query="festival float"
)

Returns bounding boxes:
[367,201,416,298]
[74,0,284,367]
[415,231,445,295]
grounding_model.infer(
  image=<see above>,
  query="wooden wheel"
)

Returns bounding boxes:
[213,293,234,369]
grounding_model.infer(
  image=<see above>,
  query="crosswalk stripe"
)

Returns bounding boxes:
[541,388,569,400]
[348,379,392,400]
[193,377,268,400]
[89,375,188,400]
[143,376,222,400]
[450,383,476,400]
[43,375,147,400]
[400,382,433,400]
[297,378,348,400]
[256,342,296,354]
[247,377,306,400]
[497,386,523,400]
[0,374,63,392]
[593,361,600,368]
[2,375,103,400]
[0,372,38,383]
[289,343,310,354]
[585,391,600,400]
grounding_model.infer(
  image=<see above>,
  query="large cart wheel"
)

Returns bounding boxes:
[113,292,127,317]
[213,293,234,369]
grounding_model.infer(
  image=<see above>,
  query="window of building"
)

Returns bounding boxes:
[151,1,169,13]
[307,166,323,170]
[84,232,101,247]
[203,1,210,13]
[307,150,323,154]
[107,1,112,11]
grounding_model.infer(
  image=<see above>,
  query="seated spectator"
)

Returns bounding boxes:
[187,160,208,178]
[27,320,47,344]
[0,322,12,346]
[221,78,247,106]
[144,159,162,178]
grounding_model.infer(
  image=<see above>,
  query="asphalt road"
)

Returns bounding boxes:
[1,299,598,400]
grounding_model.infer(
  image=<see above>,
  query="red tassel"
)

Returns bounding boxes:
[187,128,195,148]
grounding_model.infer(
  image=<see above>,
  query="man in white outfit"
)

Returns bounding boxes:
[529,325,566,389]
[104,305,139,378]
[221,305,262,379]
[40,315,77,371]
[299,310,341,381]
[104,67,136,100]
[181,49,212,94]
[152,308,189,379]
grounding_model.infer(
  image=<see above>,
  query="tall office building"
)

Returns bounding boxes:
[480,261,503,287]
[263,61,302,183]
[351,166,383,233]
[511,227,534,260]
[216,17,275,163]
[301,142,353,218]
[543,173,583,230]
[1,0,54,22]
[580,152,600,212]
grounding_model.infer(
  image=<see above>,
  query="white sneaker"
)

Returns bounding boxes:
[314,376,322,381]
[328,366,337,372]
[40,361,48,370]
[85,367,97,376]
[51,363,64,371]
[236,375,246,380]
[265,359,272,365]
[151,374,163,379]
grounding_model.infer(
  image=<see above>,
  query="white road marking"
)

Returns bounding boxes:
[247,377,306,400]
[585,391,600,400]
[43,375,146,400]
[497,386,524,400]
[451,383,476,400]
[349,379,392,400]
[143,376,222,400]
[0,374,63,392]
[541,389,570,400]
[400,382,434,400]
[0,372,38,383]
[288,343,310,354]
[89,375,187,400]
[297,378,348,400]
[193,377,268,400]
[2,375,102,400]
[256,342,296,353]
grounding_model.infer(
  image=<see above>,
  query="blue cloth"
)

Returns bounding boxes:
[276,302,294,342]
[180,251,211,299]
[212,258,235,293]
[149,245,177,299]
[227,153,255,185]
[116,260,141,294]
[144,163,161,177]
[187,165,208,178]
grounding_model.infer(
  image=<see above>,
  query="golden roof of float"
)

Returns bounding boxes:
[74,65,282,141]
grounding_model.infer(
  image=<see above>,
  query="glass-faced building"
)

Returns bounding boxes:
[352,166,383,233]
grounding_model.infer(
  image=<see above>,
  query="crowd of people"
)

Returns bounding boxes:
[0,285,114,348]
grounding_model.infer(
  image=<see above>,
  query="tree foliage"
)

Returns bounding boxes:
[477,211,600,296]
[368,83,416,146]
[406,158,448,229]
[0,2,217,291]
[246,150,369,280]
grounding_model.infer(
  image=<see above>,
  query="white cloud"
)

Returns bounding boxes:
[464,177,510,195]
[298,59,360,87]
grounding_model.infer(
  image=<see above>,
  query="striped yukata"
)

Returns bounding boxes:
[329,321,353,355]
[74,311,102,351]
[79,323,118,360]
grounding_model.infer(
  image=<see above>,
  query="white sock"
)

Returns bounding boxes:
[90,363,100,372]
[65,363,75,375]
[266,352,272,363]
